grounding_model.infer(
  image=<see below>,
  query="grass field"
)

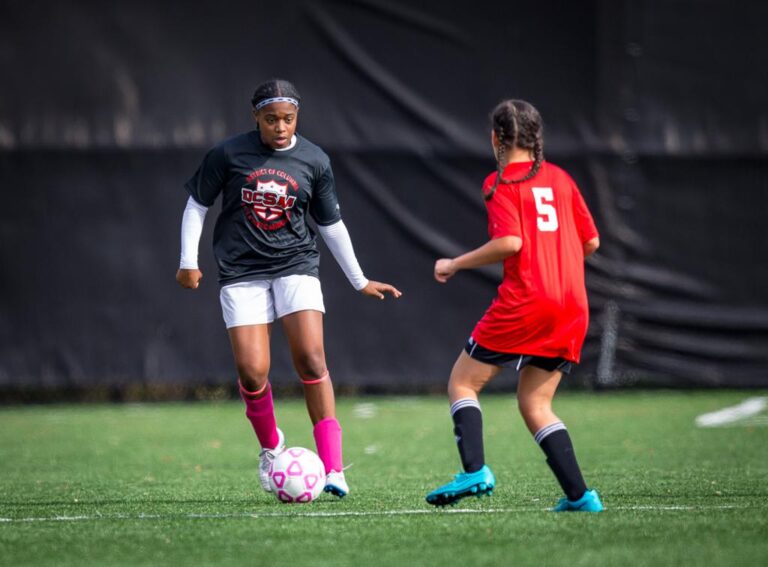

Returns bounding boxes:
[1,391,767,566]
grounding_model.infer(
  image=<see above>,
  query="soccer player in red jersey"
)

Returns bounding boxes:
[176,79,401,498]
[425,100,603,512]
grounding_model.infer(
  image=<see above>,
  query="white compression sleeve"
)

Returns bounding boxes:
[317,220,369,291]
[179,196,208,269]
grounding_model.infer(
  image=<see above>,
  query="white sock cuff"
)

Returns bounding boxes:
[450,398,481,416]
[534,421,567,444]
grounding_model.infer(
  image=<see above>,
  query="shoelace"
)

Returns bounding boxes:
[259,447,280,458]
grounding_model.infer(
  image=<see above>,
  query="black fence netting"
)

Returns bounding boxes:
[1,1,767,393]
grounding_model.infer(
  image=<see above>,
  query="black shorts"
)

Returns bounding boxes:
[464,337,574,374]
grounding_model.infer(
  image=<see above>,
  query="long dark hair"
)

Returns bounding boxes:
[485,99,544,201]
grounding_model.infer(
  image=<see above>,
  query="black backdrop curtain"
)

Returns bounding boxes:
[1,1,767,393]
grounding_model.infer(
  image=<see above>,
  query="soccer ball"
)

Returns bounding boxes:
[268,447,326,503]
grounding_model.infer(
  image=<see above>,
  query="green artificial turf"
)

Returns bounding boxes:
[1,391,767,566]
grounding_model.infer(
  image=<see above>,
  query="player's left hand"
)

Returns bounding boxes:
[360,280,402,300]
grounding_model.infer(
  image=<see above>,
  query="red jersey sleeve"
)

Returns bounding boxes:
[484,176,522,239]
[571,183,598,243]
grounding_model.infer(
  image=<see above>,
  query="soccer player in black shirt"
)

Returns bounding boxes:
[176,79,401,497]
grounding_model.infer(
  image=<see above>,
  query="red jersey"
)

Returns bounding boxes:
[472,161,598,362]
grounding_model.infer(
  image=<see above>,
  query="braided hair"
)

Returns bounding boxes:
[485,99,544,201]
[251,78,301,109]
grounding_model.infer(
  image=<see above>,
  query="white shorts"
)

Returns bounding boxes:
[219,275,325,328]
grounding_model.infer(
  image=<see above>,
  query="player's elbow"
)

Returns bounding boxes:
[498,236,522,257]
[583,237,600,257]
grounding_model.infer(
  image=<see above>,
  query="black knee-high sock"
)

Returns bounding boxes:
[535,422,588,501]
[451,398,484,473]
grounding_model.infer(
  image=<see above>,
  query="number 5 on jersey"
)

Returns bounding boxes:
[532,187,559,232]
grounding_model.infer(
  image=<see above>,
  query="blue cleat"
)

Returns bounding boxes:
[426,465,496,507]
[552,489,604,512]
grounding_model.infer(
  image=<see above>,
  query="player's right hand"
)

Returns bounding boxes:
[176,268,203,289]
[434,258,457,283]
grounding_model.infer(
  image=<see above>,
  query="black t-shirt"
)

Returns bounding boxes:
[185,132,342,285]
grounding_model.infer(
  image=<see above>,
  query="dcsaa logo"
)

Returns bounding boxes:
[242,179,297,222]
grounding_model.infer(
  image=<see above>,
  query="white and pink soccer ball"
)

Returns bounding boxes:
[268,447,326,503]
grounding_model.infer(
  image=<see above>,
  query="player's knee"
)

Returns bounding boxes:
[448,372,478,395]
[294,351,327,381]
[517,396,551,421]
[236,360,270,392]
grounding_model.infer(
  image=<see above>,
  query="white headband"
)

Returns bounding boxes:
[253,97,299,111]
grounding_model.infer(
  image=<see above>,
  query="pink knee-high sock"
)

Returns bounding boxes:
[239,381,280,450]
[313,417,343,474]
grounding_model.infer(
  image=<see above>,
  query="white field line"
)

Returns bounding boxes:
[695,397,768,428]
[0,504,755,524]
